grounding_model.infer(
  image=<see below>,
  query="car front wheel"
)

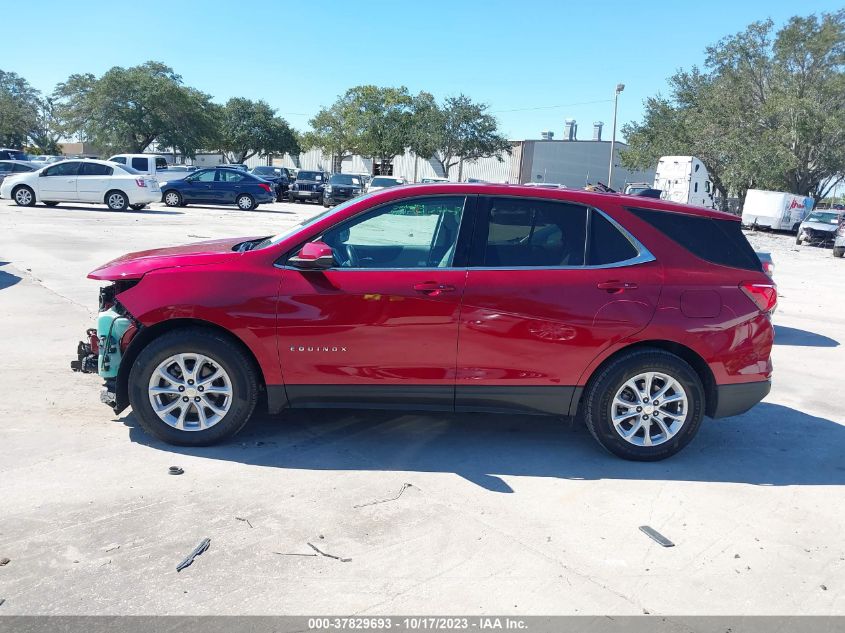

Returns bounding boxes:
[128,328,258,446]
[13,186,35,207]
[163,190,182,207]
[583,349,704,461]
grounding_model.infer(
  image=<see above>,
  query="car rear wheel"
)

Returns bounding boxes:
[13,186,35,207]
[128,328,258,446]
[834,247,844,258]
[105,190,128,211]
[43,201,60,207]
[583,349,705,461]
[236,194,255,210]
[163,190,182,207]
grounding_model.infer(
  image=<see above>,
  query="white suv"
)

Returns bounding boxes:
[0,159,160,210]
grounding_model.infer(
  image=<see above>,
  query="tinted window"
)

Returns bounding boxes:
[587,210,638,265]
[0,163,11,173]
[111,156,127,164]
[330,174,362,186]
[321,196,466,268]
[481,198,587,267]
[155,157,168,170]
[298,171,323,181]
[44,162,81,177]
[629,207,762,271]
[218,170,246,183]
[13,163,35,172]
[79,162,113,176]
[131,157,148,171]
[371,177,402,187]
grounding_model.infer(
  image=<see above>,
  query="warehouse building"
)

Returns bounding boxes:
[225,118,655,191]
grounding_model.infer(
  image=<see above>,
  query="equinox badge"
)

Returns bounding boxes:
[290,346,348,352]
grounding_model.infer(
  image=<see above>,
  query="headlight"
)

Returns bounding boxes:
[352,187,361,193]
[159,181,168,187]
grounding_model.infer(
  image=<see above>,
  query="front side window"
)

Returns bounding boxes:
[44,162,81,177]
[79,162,113,176]
[481,197,587,267]
[321,196,466,269]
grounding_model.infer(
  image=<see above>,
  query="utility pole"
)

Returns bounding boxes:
[607,83,625,188]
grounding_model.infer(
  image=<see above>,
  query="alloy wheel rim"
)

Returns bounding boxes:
[16,189,31,205]
[610,371,688,447]
[108,193,125,209]
[147,353,233,431]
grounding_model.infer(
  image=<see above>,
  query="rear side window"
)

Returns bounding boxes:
[79,163,113,176]
[131,157,148,171]
[155,157,168,170]
[219,170,246,183]
[481,197,587,267]
[587,210,638,265]
[14,163,35,172]
[629,207,761,271]
[111,156,126,164]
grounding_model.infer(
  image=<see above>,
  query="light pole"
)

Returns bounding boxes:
[607,82,625,188]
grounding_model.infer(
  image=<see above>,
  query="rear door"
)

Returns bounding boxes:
[455,196,662,415]
[38,161,81,201]
[276,195,474,408]
[215,169,247,203]
[76,162,114,202]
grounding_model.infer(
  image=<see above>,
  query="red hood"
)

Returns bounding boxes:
[88,236,262,280]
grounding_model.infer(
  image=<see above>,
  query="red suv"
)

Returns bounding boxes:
[80,184,775,460]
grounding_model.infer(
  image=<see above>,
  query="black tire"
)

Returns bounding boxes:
[128,328,258,446]
[12,185,35,207]
[43,201,60,207]
[236,193,255,210]
[833,247,844,258]
[105,190,128,211]
[130,203,147,211]
[583,349,705,461]
[317,194,324,206]
[795,235,803,245]
[163,190,182,207]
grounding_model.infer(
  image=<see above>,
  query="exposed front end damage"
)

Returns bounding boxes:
[71,280,142,413]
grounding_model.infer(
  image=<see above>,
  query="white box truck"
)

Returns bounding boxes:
[653,156,714,208]
[740,189,814,233]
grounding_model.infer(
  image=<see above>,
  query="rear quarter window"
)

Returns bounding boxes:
[629,207,762,271]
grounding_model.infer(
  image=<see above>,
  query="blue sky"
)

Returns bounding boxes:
[3,0,841,141]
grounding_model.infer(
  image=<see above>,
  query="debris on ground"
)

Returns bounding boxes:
[235,517,254,528]
[176,538,210,572]
[168,466,184,475]
[0,558,9,566]
[307,542,351,562]
[639,526,675,547]
[0,599,5,607]
[354,483,414,508]
[273,552,317,557]
[104,544,120,553]
[821,585,828,591]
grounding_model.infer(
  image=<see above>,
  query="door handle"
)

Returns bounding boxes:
[413,281,456,296]
[597,280,638,293]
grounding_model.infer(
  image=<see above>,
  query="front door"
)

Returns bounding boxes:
[181,169,216,203]
[455,196,662,415]
[38,161,81,201]
[276,195,473,409]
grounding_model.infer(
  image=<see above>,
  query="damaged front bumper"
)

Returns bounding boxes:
[71,282,141,412]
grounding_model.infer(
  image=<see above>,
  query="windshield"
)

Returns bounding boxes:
[298,171,323,181]
[806,212,841,224]
[371,177,402,187]
[256,192,379,249]
[330,174,362,186]
[254,167,278,175]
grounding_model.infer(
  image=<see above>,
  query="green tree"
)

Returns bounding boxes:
[409,93,511,179]
[347,86,414,174]
[54,61,218,157]
[218,97,299,164]
[622,10,845,203]
[0,69,39,148]
[28,97,64,155]
[301,94,363,173]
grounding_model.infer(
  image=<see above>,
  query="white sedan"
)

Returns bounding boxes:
[0,159,160,210]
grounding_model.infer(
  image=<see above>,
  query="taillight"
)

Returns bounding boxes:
[135,178,147,187]
[740,282,777,313]
[258,183,272,193]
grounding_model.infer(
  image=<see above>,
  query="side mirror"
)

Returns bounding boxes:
[289,240,334,270]
[39,170,48,177]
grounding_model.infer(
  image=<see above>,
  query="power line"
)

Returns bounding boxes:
[491,99,613,114]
